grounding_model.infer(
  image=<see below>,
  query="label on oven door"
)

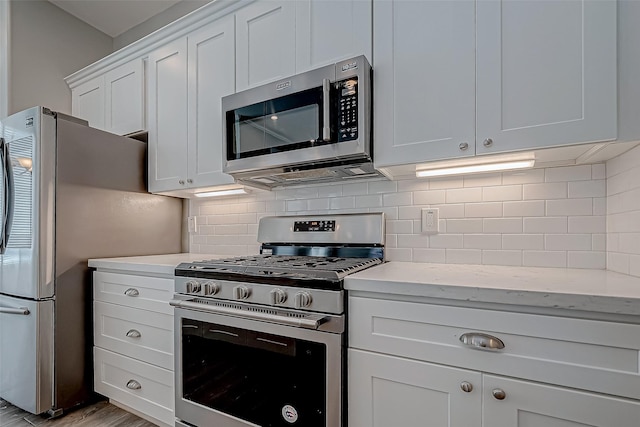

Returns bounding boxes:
[281,405,299,423]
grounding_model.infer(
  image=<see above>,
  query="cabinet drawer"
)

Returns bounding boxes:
[349,296,640,400]
[94,347,174,426]
[94,271,174,314]
[94,301,173,370]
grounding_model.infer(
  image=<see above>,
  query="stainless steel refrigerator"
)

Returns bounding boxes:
[0,107,183,416]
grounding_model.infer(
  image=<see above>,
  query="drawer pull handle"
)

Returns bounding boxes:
[124,288,139,297]
[126,380,142,390]
[459,333,504,351]
[126,329,141,338]
[460,381,473,393]
[492,388,506,400]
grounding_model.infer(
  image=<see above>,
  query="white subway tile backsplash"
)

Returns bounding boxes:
[383,192,412,206]
[482,185,522,202]
[446,249,482,264]
[545,165,592,182]
[607,145,640,178]
[629,255,640,278]
[568,252,606,269]
[523,182,567,200]
[568,180,606,198]
[188,160,622,272]
[545,234,592,251]
[413,248,446,263]
[568,216,605,233]
[446,187,483,203]
[482,250,522,266]
[483,218,523,234]
[413,190,446,205]
[523,251,567,268]
[330,196,355,210]
[546,198,593,216]
[502,168,545,185]
[369,180,398,194]
[355,195,383,208]
[502,234,544,250]
[503,200,545,217]
[607,252,630,275]
[446,219,484,233]
[464,202,502,218]
[464,234,501,249]
[523,217,568,234]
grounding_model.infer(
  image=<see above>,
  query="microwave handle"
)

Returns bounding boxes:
[322,78,331,141]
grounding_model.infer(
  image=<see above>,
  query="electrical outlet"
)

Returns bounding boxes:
[188,216,198,233]
[421,208,439,234]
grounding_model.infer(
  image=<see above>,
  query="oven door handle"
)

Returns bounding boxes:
[170,299,327,330]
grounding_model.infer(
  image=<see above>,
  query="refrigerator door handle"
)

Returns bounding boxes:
[0,137,15,254]
[0,305,31,315]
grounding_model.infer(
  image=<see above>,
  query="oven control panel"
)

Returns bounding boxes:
[294,220,336,232]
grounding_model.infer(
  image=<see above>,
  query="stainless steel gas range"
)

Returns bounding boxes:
[171,213,385,427]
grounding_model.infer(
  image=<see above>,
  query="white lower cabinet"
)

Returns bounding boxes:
[93,271,175,426]
[348,296,640,426]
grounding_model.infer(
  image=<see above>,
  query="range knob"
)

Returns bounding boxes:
[203,281,220,296]
[233,285,250,300]
[185,280,201,294]
[294,291,313,309]
[269,289,287,305]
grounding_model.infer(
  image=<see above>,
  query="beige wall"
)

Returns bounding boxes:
[113,0,211,50]
[9,0,113,115]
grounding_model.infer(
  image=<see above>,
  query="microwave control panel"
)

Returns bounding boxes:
[337,78,358,142]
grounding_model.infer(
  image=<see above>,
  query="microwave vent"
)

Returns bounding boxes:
[279,169,338,181]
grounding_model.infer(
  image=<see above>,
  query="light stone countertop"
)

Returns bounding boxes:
[88,253,226,276]
[345,262,640,316]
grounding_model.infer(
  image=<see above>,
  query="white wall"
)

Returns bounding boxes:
[0,0,9,119]
[113,0,211,50]
[190,164,607,269]
[9,0,113,115]
[606,145,640,277]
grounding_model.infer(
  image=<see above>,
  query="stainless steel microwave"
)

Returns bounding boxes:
[222,55,384,189]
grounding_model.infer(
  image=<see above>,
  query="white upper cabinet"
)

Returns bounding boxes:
[187,18,236,189]
[373,0,477,167]
[476,0,617,155]
[374,0,617,169]
[71,59,145,135]
[295,0,372,72]
[72,75,105,131]
[235,1,297,91]
[147,38,189,193]
[104,60,145,136]
[236,0,372,91]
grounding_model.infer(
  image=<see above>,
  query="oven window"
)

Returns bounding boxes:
[182,319,327,427]
[226,86,329,160]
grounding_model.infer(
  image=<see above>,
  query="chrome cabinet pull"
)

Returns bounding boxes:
[492,388,506,400]
[483,138,493,147]
[322,78,331,141]
[124,288,139,297]
[126,329,141,338]
[460,382,473,393]
[459,333,505,351]
[0,306,30,315]
[126,380,142,390]
[459,142,469,151]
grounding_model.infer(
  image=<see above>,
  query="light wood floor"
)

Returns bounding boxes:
[0,399,157,427]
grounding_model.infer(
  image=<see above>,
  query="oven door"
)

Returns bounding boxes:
[174,306,343,427]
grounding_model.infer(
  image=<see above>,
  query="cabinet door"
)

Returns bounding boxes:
[235,0,296,91]
[476,0,616,155]
[187,17,236,188]
[483,375,640,427]
[349,349,481,427]
[104,59,145,136]
[71,75,105,131]
[373,0,476,168]
[295,0,372,72]
[147,38,188,193]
